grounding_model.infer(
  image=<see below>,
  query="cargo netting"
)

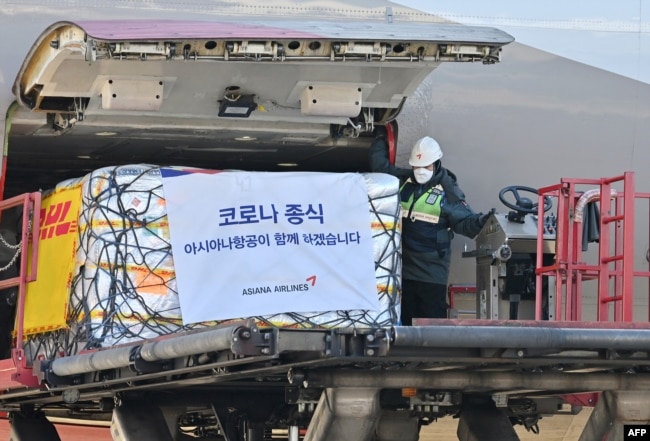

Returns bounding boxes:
[25,165,401,359]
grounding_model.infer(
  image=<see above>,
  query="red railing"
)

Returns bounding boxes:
[0,192,41,388]
[535,172,650,322]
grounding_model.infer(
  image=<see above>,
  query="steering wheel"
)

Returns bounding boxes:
[498,185,552,214]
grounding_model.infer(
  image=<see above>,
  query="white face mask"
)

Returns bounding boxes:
[413,167,433,184]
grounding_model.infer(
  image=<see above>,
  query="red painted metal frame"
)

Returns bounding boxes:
[385,121,397,165]
[561,392,601,408]
[535,172,650,323]
[0,192,41,389]
[448,284,476,310]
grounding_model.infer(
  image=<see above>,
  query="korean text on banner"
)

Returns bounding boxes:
[161,171,379,324]
[24,183,82,335]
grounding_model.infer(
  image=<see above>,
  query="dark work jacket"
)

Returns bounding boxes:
[369,136,483,284]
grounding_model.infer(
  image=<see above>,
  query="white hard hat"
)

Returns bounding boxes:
[409,136,443,167]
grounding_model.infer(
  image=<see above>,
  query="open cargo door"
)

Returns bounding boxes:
[7,18,513,196]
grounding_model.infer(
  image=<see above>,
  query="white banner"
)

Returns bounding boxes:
[161,170,379,324]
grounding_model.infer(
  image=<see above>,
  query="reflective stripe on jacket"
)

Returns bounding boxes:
[399,179,452,255]
[400,180,444,224]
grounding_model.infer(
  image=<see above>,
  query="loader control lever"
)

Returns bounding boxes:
[499,185,552,223]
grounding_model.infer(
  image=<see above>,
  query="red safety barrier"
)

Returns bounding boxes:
[0,192,41,389]
[535,172,650,322]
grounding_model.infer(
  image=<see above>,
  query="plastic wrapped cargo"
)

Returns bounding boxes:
[69,165,180,348]
[38,165,401,351]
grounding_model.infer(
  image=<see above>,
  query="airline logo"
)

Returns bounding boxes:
[39,200,77,241]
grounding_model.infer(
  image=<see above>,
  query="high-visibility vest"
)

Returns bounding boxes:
[400,181,444,225]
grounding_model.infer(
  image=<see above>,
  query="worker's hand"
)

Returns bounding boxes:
[479,208,496,227]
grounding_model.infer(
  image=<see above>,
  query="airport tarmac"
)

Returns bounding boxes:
[420,408,592,441]
[0,409,591,440]
[0,418,112,440]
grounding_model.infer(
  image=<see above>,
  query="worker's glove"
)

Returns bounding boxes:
[479,208,496,227]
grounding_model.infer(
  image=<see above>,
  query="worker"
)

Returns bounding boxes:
[370,131,494,325]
